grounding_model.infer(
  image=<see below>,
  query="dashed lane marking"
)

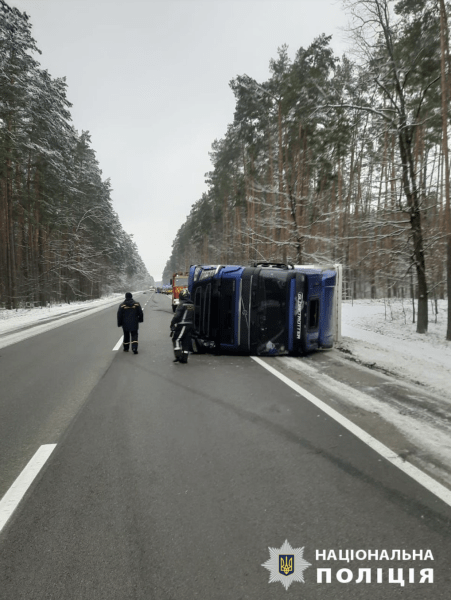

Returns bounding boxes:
[252,356,451,508]
[113,336,123,351]
[0,444,57,534]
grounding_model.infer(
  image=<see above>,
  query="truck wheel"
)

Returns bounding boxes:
[180,352,188,363]
[172,305,176,312]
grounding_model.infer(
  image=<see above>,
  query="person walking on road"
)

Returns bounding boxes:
[117,292,144,354]
[170,288,194,363]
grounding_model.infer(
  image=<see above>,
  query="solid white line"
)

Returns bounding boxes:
[251,356,451,507]
[113,336,123,351]
[0,444,57,533]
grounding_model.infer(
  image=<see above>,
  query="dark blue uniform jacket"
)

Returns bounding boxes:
[170,299,194,329]
[117,298,144,331]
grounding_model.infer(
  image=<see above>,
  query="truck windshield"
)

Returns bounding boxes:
[175,277,188,286]
[256,270,288,352]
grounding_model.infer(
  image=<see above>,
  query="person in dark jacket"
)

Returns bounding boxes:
[170,288,194,363]
[117,292,144,354]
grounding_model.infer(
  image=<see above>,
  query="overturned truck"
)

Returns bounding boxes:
[188,262,342,356]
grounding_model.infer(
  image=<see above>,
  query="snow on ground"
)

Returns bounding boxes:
[0,294,125,350]
[0,295,124,331]
[338,299,451,402]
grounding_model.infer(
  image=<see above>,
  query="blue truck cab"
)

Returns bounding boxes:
[188,262,339,356]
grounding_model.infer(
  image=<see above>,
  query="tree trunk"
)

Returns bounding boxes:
[439,0,451,340]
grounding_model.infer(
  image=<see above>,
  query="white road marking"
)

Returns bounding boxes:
[251,356,451,508]
[113,336,123,351]
[0,444,57,533]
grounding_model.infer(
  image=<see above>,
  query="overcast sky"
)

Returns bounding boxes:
[10,0,350,282]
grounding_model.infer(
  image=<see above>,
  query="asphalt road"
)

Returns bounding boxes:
[0,292,450,599]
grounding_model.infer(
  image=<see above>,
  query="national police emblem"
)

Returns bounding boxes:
[262,540,311,590]
[279,554,294,576]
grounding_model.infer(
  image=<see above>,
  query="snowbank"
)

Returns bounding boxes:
[338,299,451,402]
[0,294,124,350]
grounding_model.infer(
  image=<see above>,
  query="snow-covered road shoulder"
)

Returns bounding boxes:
[338,299,451,402]
[0,295,124,350]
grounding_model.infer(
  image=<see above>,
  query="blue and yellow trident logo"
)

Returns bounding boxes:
[279,554,294,576]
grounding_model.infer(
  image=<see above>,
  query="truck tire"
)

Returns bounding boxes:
[172,305,176,312]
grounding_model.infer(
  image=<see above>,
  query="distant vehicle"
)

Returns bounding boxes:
[170,272,189,313]
[188,262,341,356]
[157,285,171,294]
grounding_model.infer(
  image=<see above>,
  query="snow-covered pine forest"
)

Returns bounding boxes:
[164,0,451,338]
[0,0,152,310]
